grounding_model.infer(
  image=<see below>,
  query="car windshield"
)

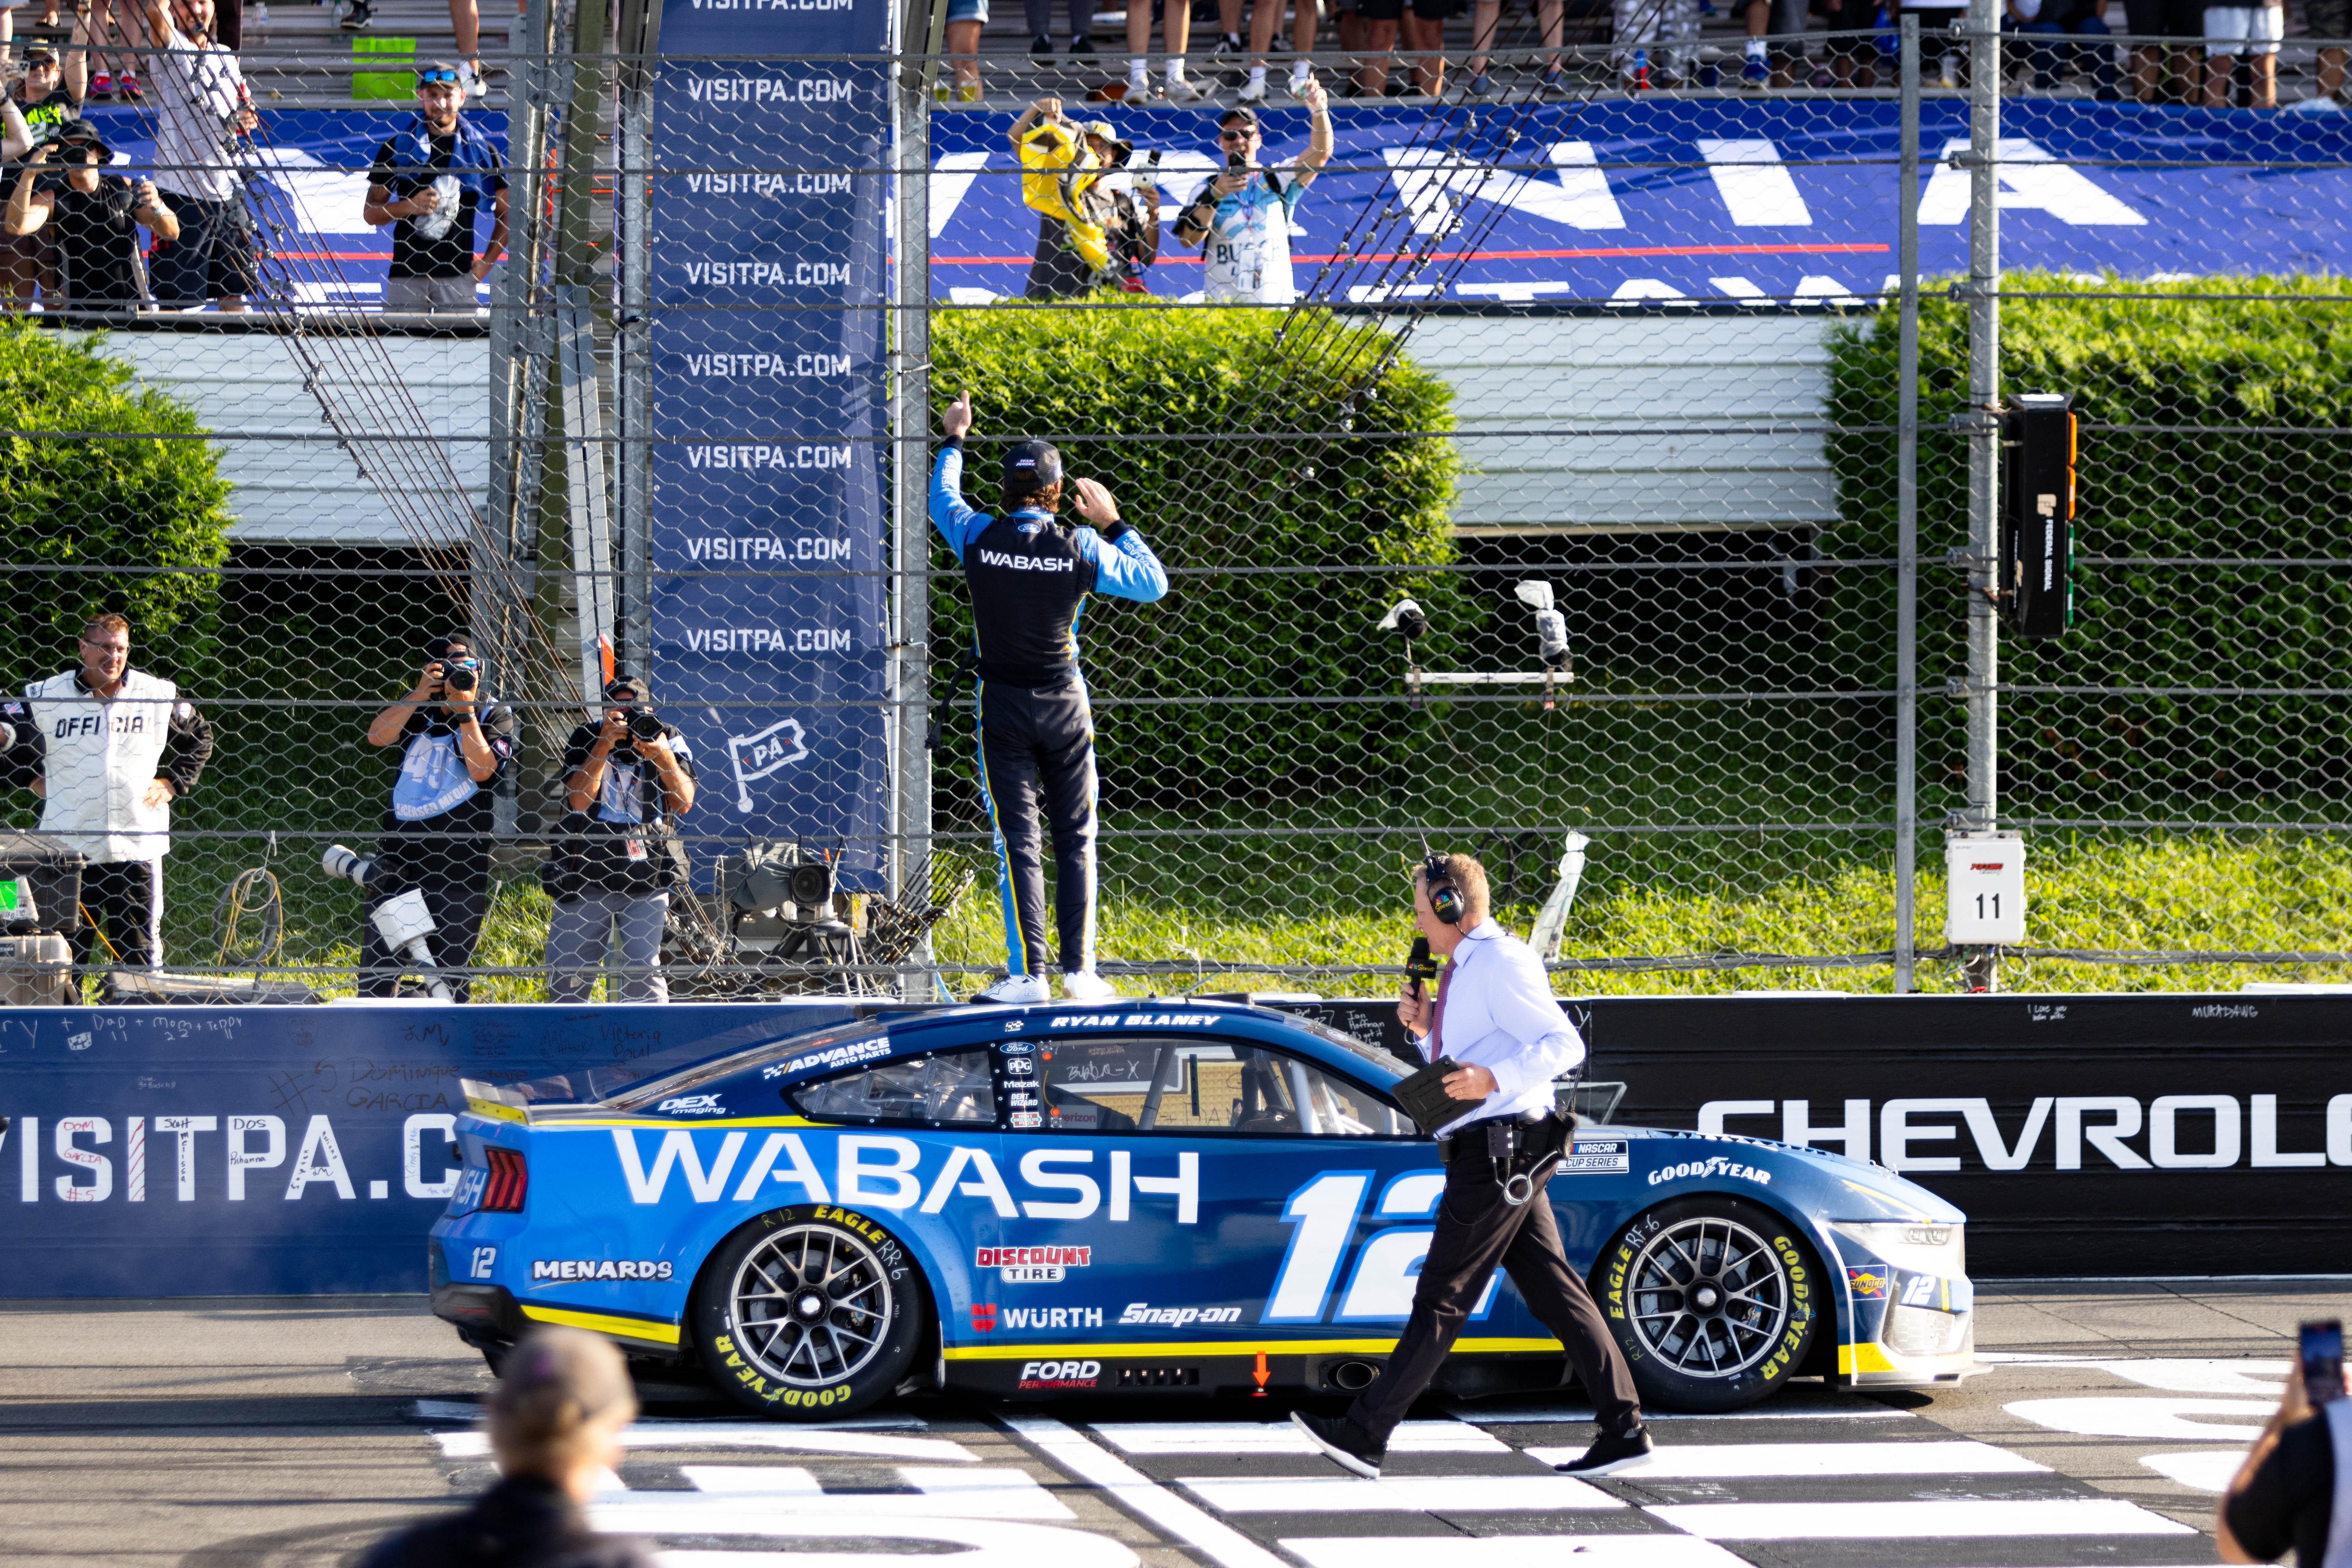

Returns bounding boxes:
[602,1022,890,1111]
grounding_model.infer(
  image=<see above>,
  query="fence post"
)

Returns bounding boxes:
[1962,0,2003,991]
[1894,13,1920,994]
[892,11,940,995]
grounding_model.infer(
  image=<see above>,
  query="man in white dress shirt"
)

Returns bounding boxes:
[1294,852,1654,1480]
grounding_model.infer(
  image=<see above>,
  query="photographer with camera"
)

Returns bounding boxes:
[1293,853,1655,1483]
[2217,1320,2348,1565]
[930,389,1167,1005]
[353,633,514,1000]
[544,675,695,1004]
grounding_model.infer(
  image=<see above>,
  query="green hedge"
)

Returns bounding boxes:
[1826,274,2352,816]
[928,304,1464,802]
[2,323,232,682]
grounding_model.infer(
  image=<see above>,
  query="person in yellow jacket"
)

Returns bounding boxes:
[1010,96,1119,300]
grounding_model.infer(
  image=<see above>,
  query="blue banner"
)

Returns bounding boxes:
[649,40,895,887]
[930,99,2352,303]
[0,1003,855,1297]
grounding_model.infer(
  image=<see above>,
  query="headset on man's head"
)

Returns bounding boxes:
[1420,851,1466,926]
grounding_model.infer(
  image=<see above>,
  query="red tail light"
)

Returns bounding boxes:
[482,1147,529,1212]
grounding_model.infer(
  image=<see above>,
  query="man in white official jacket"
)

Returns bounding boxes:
[5,613,213,972]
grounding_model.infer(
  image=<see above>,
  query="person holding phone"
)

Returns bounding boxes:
[357,632,514,1000]
[1173,91,1331,306]
[2218,1319,2348,1564]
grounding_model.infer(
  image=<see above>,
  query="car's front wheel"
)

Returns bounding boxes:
[691,1206,929,1420]
[1594,1195,1821,1413]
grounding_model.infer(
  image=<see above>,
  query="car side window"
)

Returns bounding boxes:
[1036,1036,1409,1138]
[789,1048,997,1127]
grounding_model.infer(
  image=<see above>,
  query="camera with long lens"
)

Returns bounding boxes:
[321,843,376,889]
[441,657,480,694]
[625,706,663,742]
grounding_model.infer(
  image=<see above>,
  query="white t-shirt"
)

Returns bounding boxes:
[149,23,247,203]
[1192,168,1307,305]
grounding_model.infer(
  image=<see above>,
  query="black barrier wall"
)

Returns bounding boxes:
[1288,993,2352,1278]
[2,994,2343,1295]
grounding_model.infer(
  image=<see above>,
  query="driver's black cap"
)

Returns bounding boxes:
[1002,440,1063,493]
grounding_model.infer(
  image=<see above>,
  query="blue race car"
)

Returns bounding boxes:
[429,1000,1978,1418]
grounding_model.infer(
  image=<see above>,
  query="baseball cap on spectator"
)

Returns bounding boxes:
[424,633,472,659]
[603,674,650,703]
[487,1326,637,1479]
[24,45,57,67]
[1082,119,1131,158]
[417,61,463,85]
[1002,440,1063,492]
[51,120,115,163]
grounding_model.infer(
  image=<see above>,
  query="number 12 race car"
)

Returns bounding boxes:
[431,1000,1978,1417]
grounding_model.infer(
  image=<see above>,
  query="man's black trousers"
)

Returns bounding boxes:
[358,833,493,1002]
[976,675,1096,977]
[72,859,162,971]
[1346,1143,1644,1442]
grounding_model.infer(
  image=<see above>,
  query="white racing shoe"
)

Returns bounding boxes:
[976,974,1051,1004]
[1061,971,1117,1001]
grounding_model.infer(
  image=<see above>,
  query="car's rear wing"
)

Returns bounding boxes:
[460,1078,532,1125]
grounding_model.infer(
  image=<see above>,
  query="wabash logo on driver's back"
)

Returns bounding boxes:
[976,549,1075,573]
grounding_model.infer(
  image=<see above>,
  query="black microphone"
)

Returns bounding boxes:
[1405,934,1438,1000]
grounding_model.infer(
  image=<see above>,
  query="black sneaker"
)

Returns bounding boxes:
[1556,1425,1655,1478]
[1291,1410,1385,1479]
[1068,35,1095,53]
[1030,33,1053,59]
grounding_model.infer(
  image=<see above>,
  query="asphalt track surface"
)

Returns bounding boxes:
[3,1279,2348,1567]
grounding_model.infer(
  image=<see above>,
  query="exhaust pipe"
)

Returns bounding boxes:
[1328,1359,1379,1393]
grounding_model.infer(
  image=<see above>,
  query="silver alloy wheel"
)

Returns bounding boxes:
[1622,1213,1792,1380]
[728,1223,897,1387]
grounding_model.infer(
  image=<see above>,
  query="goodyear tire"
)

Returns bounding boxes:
[1593,1195,1820,1414]
[691,1205,929,1421]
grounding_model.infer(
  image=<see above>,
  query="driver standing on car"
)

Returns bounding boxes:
[929,388,1168,1006]
[1293,852,1656,1481]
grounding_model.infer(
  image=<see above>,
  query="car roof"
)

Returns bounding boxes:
[593,999,1408,1113]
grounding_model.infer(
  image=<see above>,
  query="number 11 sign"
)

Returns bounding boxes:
[1946,832,2026,945]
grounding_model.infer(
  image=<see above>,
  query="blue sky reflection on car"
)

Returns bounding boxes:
[430,1000,1978,1417]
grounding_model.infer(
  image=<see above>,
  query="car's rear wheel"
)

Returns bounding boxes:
[691,1205,929,1420]
[1594,1195,1820,1413]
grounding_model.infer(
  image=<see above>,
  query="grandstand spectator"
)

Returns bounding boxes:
[1174,92,1331,305]
[2121,0,2202,99]
[1354,0,1450,95]
[1085,119,1160,292]
[1024,0,1095,64]
[1460,0,1568,95]
[1817,0,1876,88]
[133,0,260,312]
[1904,0,1972,86]
[942,0,984,103]
[1615,0,1703,88]
[1126,0,1200,99]
[1221,0,1313,101]
[363,63,506,314]
[2204,0,2283,103]
[2007,0,2118,94]
[6,121,178,309]
[0,43,83,310]
[2304,0,2348,110]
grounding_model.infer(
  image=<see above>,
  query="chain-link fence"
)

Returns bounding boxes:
[0,0,2346,1002]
